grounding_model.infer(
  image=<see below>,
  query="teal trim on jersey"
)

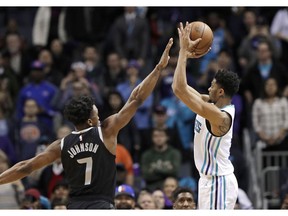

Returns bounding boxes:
[209,137,217,175]
[223,175,227,209]
[201,132,210,174]
[214,137,222,175]
[210,176,215,209]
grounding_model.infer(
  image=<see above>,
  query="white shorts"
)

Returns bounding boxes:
[198,173,238,209]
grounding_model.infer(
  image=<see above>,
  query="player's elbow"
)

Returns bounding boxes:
[172,82,184,96]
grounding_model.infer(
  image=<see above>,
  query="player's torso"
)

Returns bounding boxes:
[194,105,235,176]
[61,127,116,202]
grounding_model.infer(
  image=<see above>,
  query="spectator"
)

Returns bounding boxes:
[252,77,288,151]
[140,128,181,191]
[37,48,63,87]
[49,38,71,76]
[14,98,54,162]
[50,197,68,209]
[101,90,140,159]
[270,7,288,69]
[162,176,179,209]
[137,190,156,209]
[54,61,103,111]
[3,32,31,85]
[110,7,150,70]
[32,7,67,48]
[116,60,153,140]
[238,16,281,71]
[15,60,59,129]
[172,187,196,209]
[114,184,136,209]
[241,39,288,107]
[116,144,134,186]
[50,180,69,202]
[102,52,126,96]
[152,189,166,209]
[0,150,24,209]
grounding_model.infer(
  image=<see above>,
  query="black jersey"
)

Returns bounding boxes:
[61,127,116,204]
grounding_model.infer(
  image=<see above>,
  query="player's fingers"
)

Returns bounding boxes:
[179,22,183,31]
[165,38,173,50]
[193,38,202,45]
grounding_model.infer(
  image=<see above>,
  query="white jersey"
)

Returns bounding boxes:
[194,104,235,176]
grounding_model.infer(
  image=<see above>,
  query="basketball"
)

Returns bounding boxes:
[189,21,213,55]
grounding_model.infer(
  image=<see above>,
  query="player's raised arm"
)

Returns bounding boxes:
[0,139,61,185]
[105,38,173,134]
[172,22,214,117]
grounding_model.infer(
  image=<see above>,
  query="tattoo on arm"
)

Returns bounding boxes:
[218,117,231,136]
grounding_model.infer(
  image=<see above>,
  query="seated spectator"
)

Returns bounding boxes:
[51,197,68,210]
[114,184,136,209]
[137,190,156,209]
[162,176,179,209]
[152,189,166,209]
[172,187,196,209]
[21,188,50,209]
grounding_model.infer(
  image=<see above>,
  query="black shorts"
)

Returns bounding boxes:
[67,200,115,209]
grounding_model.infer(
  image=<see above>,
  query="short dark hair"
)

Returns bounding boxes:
[215,69,240,97]
[64,95,94,126]
[172,187,194,202]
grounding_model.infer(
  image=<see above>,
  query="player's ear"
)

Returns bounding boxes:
[219,88,224,96]
[87,119,93,126]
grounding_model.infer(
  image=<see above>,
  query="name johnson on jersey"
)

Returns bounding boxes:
[67,142,99,158]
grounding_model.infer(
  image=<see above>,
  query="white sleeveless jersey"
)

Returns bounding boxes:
[194,104,235,176]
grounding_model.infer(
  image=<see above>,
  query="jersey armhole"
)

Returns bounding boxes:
[98,126,104,142]
[60,137,65,150]
[205,110,232,137]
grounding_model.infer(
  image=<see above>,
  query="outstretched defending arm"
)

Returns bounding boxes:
[0,139,61,185]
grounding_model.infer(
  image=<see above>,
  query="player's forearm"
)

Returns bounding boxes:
[0,161,32,185]
[134,65,162,102]
[172,50,188,92]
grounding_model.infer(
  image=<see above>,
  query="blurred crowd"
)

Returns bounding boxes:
[0,6,288,209]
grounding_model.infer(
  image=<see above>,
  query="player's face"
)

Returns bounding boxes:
[208,79,222,103]
[89,105,100,127]
[173,192,196,209]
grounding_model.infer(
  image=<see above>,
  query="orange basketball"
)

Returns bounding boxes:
[189,21,213,55]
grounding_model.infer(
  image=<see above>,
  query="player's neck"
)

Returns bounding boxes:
[215,98,231,109]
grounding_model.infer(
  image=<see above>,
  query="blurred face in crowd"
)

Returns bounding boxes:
[137,192,156,209]
[115,194,135,209]
[57,125,72,139]
[39,49,53,66]
[152,129,168,150]
[6,33,21,54]
[84,46,98,62]
[107,53,121,71]
[109,93,123,110]
[50,39,63,55]
[24,99,39,117]
[217,51,231,69]
[173,192,196,209]
[257,42,271,62]
[152,189,165,209]
[243,10,256,28]
[265,78,278,98]
[72,81,90,97]
[163,177,178,200]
